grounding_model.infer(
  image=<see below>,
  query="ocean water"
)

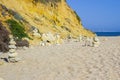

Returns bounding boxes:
[95,32,120,36]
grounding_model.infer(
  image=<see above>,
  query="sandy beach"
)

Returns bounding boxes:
[0,37,120,80]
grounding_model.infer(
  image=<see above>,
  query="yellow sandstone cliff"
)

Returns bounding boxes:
[0,0,95,45]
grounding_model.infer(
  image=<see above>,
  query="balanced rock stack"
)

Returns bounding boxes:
[32,28,41,38]
[85,37,93,47]
[8,35,18,62]
[93,37,100,47]
[77,35,100,47]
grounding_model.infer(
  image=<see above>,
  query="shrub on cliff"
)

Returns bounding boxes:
[6,19,30,40]
[0,22,10,52]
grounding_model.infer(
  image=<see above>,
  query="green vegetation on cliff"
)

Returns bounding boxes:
[6,19,29,40]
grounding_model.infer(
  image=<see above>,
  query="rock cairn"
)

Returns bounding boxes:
[84,37,93,46]
[8,35,19,62]
[77,35,100,47]
[93,37,100,47]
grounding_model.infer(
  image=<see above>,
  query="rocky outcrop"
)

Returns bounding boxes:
[0,22,10,52]
[0,0,95,46]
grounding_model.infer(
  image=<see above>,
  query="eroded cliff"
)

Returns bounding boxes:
[0,0,95,45]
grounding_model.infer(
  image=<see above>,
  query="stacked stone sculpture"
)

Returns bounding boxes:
[93,37,100,47]
[8,35,19,62]
[77,35,100,47]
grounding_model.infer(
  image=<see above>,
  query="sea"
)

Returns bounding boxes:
[95,32,120,36]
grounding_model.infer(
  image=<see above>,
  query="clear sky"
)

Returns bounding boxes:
[67,0,120,32]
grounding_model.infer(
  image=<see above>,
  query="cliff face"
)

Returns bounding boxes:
[0,0,94,44]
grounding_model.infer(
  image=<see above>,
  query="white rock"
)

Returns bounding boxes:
[9,49,15,53]
[9,45,17,49]
[54,33,62,44]
[42,33,47,42]
[8,52,18,58]
[40,41,46,46]
[32,28,41,38]
[9,35,13,38]
[93,42,100,47]
[46,32,55,42]
[33,28,38,33]
[42,32,62,45]
[22,38,30,41]
[33,33,41,37]
[55,33,60,39]
[94,37,99,42]
[92,37,100,47]
[9,39,16,45]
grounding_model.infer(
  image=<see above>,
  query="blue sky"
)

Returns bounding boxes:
[67,0,120,32]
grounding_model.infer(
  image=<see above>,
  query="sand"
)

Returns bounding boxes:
[0,37,120,80]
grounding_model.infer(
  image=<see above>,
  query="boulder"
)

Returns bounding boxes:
[46,32,55,42]
[15,40,29,47]
[42,32,55,43]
